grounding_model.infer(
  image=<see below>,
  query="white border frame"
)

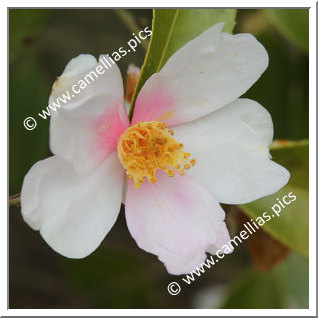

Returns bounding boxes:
[3,1,316,316]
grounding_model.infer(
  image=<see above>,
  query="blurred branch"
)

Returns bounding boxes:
[9,193,21,207]
[237,10,269,35]
[115,9,149,50]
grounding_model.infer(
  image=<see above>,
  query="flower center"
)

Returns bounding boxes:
[117,121,196,189]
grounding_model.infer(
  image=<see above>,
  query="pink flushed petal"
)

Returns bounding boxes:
[131,85,179,126]
[93,100,129,165]
[125,171,231,275]
[131,23,269,128]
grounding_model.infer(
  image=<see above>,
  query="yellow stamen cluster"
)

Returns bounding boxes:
[117,121,196,188]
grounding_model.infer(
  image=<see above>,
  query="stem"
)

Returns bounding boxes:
[9,193,21,207]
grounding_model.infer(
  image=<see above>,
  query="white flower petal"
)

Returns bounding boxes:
[174,99,290,204]
[21,153,125,258]
[206,222,234,255]
[132,23,268,126]
[50,54,129,174]
[125,171,230,275]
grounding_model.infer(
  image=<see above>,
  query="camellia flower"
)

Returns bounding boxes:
[21,23,290,275]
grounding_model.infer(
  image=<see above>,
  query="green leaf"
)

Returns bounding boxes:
[129,8,237,119]
[266,9,309,52]
[240,140,309,257]
[221,253,309,309]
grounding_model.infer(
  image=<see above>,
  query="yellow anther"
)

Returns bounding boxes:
[167,169,175,177]
[150,177,157,183]
[117,121,196,188]
[190,159,196,166]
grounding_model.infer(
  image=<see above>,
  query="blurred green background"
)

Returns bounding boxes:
[9,9,309,309]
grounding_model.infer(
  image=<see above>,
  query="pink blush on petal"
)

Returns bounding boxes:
[125,171,229,275]
[132,88,176,125]
[93,101,129,164]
